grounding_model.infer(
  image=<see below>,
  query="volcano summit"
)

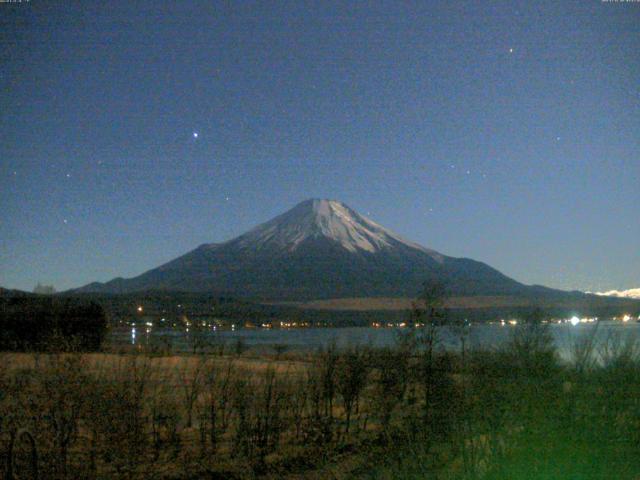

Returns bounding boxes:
[77,199,565,301]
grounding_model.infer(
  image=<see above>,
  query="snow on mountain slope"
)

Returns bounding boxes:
[72,198,542,299]
[594,288,640,299]
[233,199,443,259]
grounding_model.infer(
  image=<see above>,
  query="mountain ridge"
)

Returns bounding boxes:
[74,199,577,301]
[594,288,640,300]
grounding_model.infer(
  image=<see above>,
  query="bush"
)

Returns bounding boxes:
[0,296,108,351]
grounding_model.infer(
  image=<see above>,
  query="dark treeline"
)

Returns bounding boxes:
[0,297,107,351]
[64,290,640,328]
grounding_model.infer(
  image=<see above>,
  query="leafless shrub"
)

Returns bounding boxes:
[177,356,208,428]
[335,346,370,437]
[228,365,291,473]
[287,374,309,442]
[83,355,156,477]
[230,374,253,460]
[247,366,289,473]
[372,347,410,441]
[198,359,236,456]
[150,376,181,462]
[570,322,601,374]
[35,354,88,478]
[505,308,557,377]
[318,344,338,422]
[296,344,340,451]
[598,330,640,370]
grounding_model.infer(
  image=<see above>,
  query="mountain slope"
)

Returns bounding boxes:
[76,199,562,300]
[594,288,640,300]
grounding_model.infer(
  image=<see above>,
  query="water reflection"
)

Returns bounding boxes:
[117,321,640,359]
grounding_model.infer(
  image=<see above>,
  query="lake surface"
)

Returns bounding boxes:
[109,321,640,361]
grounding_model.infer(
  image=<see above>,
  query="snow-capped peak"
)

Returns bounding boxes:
[592,288,640,300]
[233,199,441,257]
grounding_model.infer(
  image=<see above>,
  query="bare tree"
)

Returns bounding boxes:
[336,346,370,437]
[199,358,236,455]
[177,356,208,428]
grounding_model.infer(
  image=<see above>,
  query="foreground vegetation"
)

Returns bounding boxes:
[1,311,640,479]
[0,296,107,352]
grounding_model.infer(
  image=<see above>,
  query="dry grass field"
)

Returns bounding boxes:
[2,321,640,479]
[272,294,640,312]
[272,296,531,310]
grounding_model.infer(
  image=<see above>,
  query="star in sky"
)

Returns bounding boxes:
[2,1,638,293]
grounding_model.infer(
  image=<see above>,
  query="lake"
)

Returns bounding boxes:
[109,320,640,361]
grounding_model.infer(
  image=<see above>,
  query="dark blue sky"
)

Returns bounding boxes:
[1,0,638,292]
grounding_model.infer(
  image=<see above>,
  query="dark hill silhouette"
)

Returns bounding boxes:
[72,199,621,304]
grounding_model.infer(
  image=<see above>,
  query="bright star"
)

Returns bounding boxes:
[509,47,514,53]
[193,132,199,139]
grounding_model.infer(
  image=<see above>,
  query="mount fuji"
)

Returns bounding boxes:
[76,199,570,301]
